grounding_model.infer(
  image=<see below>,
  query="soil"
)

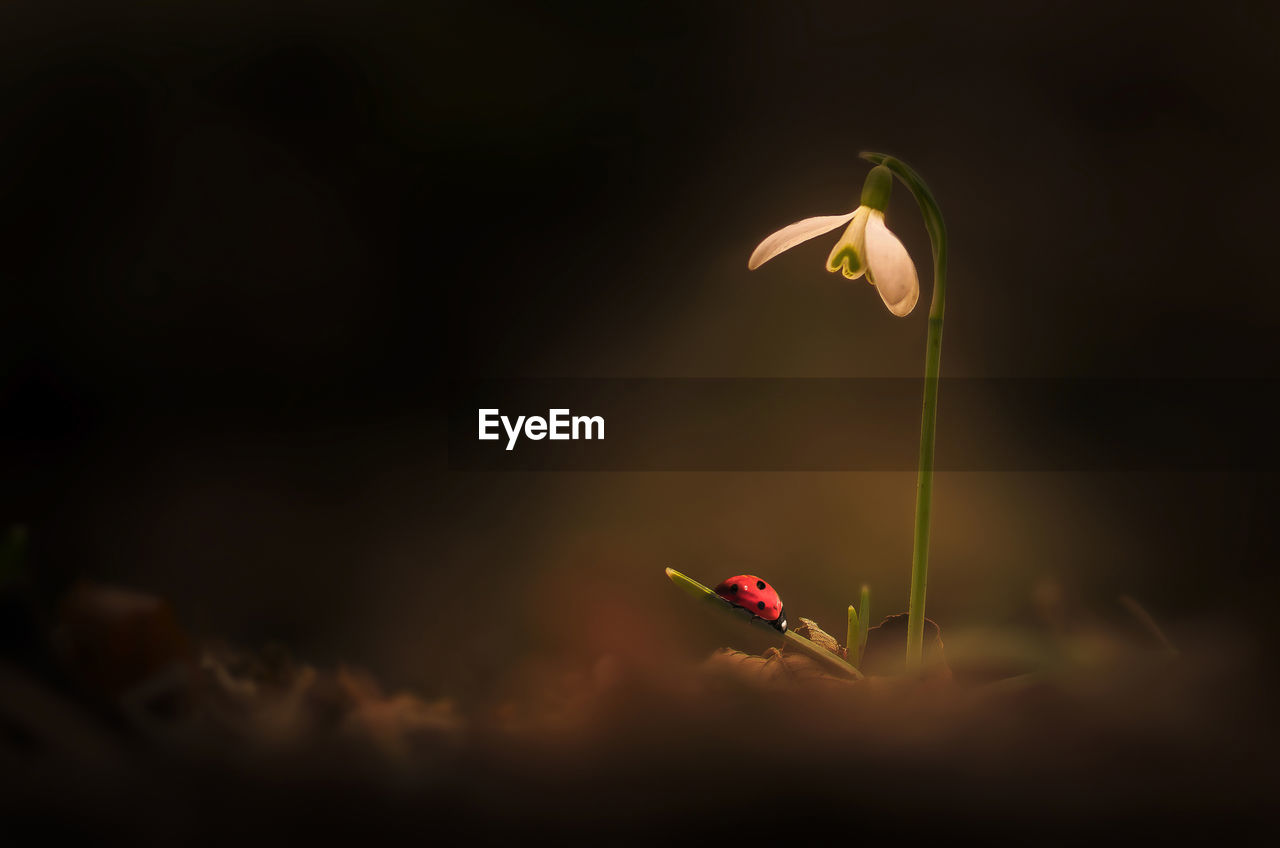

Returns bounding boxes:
[1,580,1276,843]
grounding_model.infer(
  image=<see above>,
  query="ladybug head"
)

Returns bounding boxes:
[770,607,788,633]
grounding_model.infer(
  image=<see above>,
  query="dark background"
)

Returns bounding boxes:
[2,0,1278,728]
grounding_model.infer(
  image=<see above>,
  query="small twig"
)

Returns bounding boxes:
[1119,594,1179,656]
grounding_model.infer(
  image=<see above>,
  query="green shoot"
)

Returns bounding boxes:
[846,604,859,667]
[857,584,871,668]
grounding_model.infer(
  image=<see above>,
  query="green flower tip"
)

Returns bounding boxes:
[859,165,893,212]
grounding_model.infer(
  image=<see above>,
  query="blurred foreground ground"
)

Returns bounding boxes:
[2,576,1275,843]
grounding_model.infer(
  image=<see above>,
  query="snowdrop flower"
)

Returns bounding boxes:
[748,165,919,317]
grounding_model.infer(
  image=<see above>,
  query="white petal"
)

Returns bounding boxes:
[748,210,858,270]
[864,211,919,317]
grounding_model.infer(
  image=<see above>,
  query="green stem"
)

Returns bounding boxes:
[846,604,859,665]
[859,152,948,672]
[856,583,871,667]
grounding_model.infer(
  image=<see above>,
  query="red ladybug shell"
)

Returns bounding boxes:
[714,574,787,632]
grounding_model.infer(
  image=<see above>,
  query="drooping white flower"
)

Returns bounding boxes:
[748,165,919,317]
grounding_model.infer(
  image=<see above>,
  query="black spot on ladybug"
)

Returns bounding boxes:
[729,584,739,593]
[757,601,766,610]
[757,580,766,590]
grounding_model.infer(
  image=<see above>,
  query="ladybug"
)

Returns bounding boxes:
[714,574,787,633]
